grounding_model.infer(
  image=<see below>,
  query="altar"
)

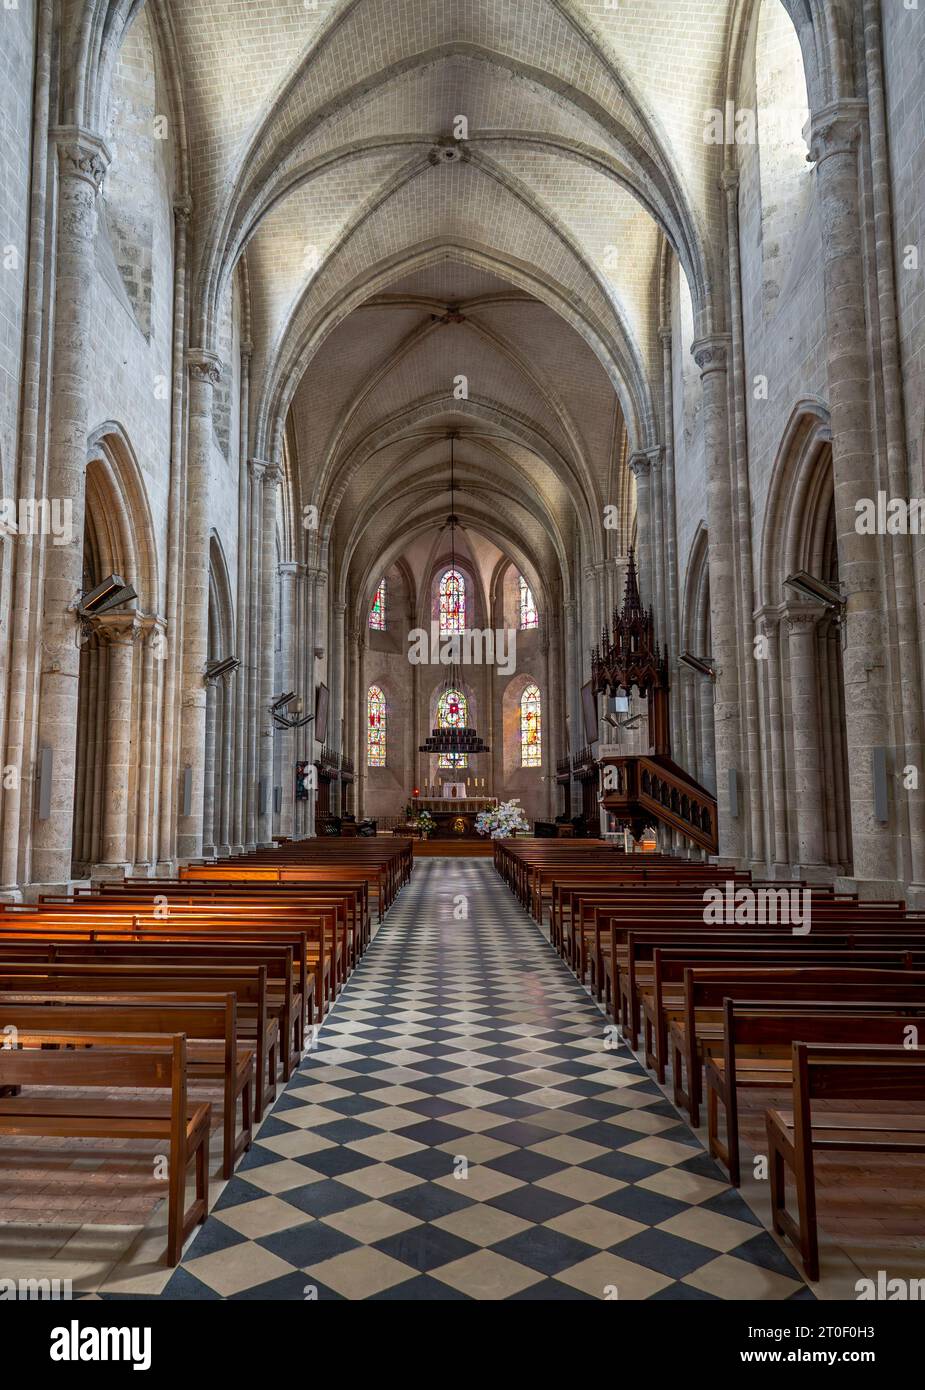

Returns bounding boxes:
[411,794,496,839]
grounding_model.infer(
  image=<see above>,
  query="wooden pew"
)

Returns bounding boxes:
[665,964,925,1125]
[0,994,252,1179]
[0,1031,210,1265]
[766,1043,925,1280]
[0,940,302,1081]
[705,999,925,1184]
[0,962,279,1119]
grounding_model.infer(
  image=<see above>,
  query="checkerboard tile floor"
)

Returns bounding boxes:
[155,859,813,1300]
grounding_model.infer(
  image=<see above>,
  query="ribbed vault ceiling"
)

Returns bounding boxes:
[164,0,745,613]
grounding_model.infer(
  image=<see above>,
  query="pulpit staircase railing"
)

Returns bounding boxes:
[597,752,718,855]
[591,549,718,855]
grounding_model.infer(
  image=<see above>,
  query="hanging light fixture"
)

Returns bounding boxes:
[419,432,489,758]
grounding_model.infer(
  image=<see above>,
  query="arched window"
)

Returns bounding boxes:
[367,685,386,767]
[439,569,466,635]
[521,684,542,768]
[437,687,468,769]
[369,577,386,631]
[519,576,538,629]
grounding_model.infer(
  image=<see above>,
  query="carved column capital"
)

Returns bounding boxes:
[263,461,284,487]
[187,349,223,386]
[645,445,665,470]
[628,451,651,479]
[691,334,731,376]
[249,457,269,483]
[783,601,828,633]
[809,100,867,165]
[52,127,111,191]
[658,325,672,347]
[93,611,144,646]
[173,195,193,226]
[720,168,740,195]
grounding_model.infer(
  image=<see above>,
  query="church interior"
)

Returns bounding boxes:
[1,0,925,1324]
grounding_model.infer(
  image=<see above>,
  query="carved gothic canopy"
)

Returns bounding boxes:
[591,549,669,698]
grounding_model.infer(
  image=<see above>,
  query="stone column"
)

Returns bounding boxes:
[329,600,346,815]
[95,613,141,877]
[278,561,300,839]
[785,604,829,872]
[647,446,667,643]
[176,349,222,861]
[134,618,163,872]
[628,453,653,609]
[202,674,217,857]
[304,567,321,838]
[244,461,264,850]
[563,597,581,814]
[257,462,281,845]
[659,327,681,676]
[218,670,233,856]
[231,343,252,854]
[30,129,110,889]
[691,334,742,861]
[810,101,897,894]
[756,608,788,871]
[357,630,367,819]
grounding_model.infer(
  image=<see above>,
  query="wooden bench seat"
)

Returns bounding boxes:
[766,1044,925,1280]
[0,962,279,1120]
[705,1000,925,1185]
[0,994,253,1179]
[663,964,925,1125]
[0,1031,210,1265]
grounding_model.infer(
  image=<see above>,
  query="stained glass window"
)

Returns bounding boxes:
[367,685,386,767]
[519,575,538,629]
[437,687,468,769]
[439,569,466,635]
[369,577,386,631]
[521,683,542,767]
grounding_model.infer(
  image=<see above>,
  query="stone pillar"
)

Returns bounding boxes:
[30,129,111,889]
[563,597,581,815]
[628,453,653,609]
[659,327,681,677]
[785,604,829,872]
[647,446,666,644]
[244,461,264,850]
[329,601,346,815]
[257,462,281,845]
[356,630,367,819]
[810,101,897,894]
[305,567,322,838]
[278,561,300,839]
[94,614,140,876]
[202,676,217,857]
[218,670,233,856]
[176,349,222,861]
[231,343,252,855]
[756,608,788,871]
[691,335,742,861]
[134,619,163,872]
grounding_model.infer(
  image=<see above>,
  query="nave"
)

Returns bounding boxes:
[151,859,809,1302]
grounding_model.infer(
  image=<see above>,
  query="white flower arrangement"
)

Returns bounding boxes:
[475,799,531,839]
